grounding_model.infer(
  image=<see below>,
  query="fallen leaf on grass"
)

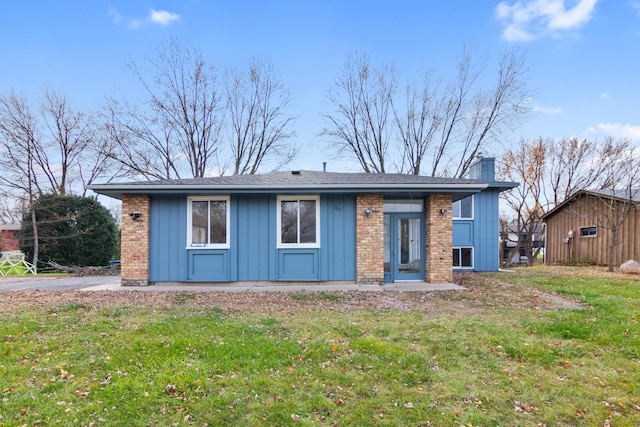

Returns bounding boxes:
[514,400,537,414]
[74,390,89,397]
[165,384,177,395]
[99,374,111,385]
[404,402,414,409]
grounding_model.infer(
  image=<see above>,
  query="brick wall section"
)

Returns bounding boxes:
[120,194,150,286]
[356,194,384,284]
[425,194,453,283]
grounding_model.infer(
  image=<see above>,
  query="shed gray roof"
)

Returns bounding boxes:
[542,188,640,220]
[88,170,518,199]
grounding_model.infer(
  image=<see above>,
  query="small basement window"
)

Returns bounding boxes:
[453,247,473,268]
[580,226,597,237]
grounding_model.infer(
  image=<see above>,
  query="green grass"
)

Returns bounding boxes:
[1,267,639,426]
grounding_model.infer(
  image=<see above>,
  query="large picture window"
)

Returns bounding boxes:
[187,196,230,248]
[453,247,473,268]
[452,196,473,219]
[277,196,320,248]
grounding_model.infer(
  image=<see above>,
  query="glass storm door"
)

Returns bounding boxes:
[384,213,423,282]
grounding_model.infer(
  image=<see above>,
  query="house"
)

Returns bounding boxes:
[0,223,21,252]
[88,157,517,286]
[542,189,640,265]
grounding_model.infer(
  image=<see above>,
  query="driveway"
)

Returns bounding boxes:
[0,275,121,291]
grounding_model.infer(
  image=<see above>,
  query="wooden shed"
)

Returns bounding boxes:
[542,190,640,266]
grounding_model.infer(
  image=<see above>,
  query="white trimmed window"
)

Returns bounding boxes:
[452,196,473,219]
[277,195,320,248]
[187,196,230,249]
[453,247,473,268]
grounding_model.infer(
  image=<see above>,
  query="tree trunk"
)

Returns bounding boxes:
[30,202,39,271]
[608,227,617,273]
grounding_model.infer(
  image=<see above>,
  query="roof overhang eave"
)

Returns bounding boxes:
[88,183,490,200]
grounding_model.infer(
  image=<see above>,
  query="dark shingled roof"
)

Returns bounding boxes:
[88,170,518,199]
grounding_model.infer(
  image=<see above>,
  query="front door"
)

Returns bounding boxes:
[384,213,423,281]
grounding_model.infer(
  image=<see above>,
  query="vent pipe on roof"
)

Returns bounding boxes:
[323,162,327,172]
[292,170,301,175]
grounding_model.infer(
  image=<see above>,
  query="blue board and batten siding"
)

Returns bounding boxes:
[150,190,500,282]
[149,194,357,282]
[452,189,500,272]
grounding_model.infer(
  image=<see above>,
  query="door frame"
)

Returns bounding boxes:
[384,212,425,282]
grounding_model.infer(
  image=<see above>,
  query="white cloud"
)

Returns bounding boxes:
[495,0,599,42]
[109,8,180,29]
[600,92,610,100]
[108,7,123,24]
[128,19,142,30]
[590,122,640,142]
[533,104,562,114]
[150,9,180,26]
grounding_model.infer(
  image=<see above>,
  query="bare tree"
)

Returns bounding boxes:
[499,138,546,265]
[226,57,297,175]
[322,49,531,176]
[393,71,442,175]
[38,88,97,195]
[545,137,597,206]
[101,98,185,180]
[121,37,224,178]
[450,50,531,178]
[0,90,41,267]
[0,88,115,267]
[322,52,398,173]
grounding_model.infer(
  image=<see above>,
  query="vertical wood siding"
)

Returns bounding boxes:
[150,194,357,282]
[474,190,500,271]
[545,195,640,265]
[149,196,187,282]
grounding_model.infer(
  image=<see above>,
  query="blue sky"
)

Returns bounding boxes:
[1,0,639,173]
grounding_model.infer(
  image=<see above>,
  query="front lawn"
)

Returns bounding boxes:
[1,266,639,426]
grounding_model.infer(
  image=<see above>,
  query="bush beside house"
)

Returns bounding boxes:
[20,195,119,268]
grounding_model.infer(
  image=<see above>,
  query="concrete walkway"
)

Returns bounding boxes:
[1,275,464,292]
[84,281,464,292]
